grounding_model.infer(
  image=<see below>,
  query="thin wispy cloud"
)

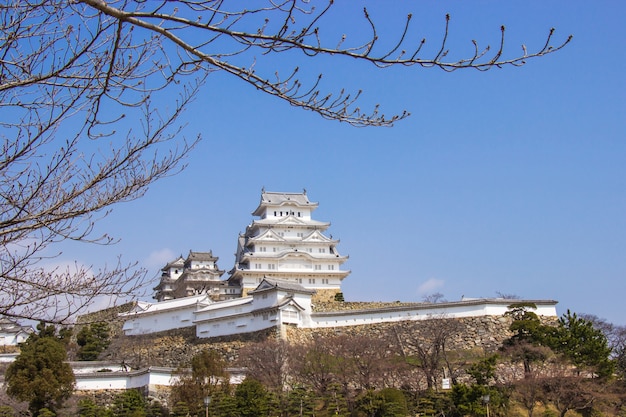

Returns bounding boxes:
[144,248,177,272]
[417,278,445,296]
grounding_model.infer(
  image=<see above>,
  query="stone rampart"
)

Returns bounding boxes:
[103,314,557,368]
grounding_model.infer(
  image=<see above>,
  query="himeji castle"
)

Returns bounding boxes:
[123,189,558,338]
[227,189,350,302]
[153,189,350,304]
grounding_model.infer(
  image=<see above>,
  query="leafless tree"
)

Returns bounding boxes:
[336,333,404,392]
[1,1,570,323]
[422,292,447,303]
[237,338,290,393]
[289,336,338,396]
[541,375,598,417]
[511,375,545,417]
[395,316,461,390]
[496,292,521,300]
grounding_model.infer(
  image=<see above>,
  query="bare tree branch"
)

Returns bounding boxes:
[0,1,570,323]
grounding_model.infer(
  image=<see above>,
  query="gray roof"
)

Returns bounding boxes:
[249,278,316,295]
[252,190,318,215]
[163,256,185,270]
[186,251,218,262]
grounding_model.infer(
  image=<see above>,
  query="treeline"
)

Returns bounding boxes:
[167,306,626,417]
[3,305,626,416]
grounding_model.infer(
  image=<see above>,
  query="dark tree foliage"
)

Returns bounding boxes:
[502,303,554,377]
[451,384,509,417]
[466,355,498,386]
[76,322,111,361]
[548,310,614,378]
[234,379,271,417]
[354,388,409,417]
[109,389,147,417]
[4,323,75,415]
[580,313,626,381]
[77,398,110,417]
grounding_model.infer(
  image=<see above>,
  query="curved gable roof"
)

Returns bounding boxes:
[252,190,318,215]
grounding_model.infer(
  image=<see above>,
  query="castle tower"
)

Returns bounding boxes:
[228,190,350,302]
[154,250,234,302]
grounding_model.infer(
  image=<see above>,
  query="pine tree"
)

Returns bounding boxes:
[5,323,75,415]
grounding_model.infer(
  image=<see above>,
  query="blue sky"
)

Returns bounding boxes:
[56,2,625,325]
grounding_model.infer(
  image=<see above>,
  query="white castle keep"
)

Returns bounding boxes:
[153,189,349,304]
[228,189,349,300]
[121,190,558,338]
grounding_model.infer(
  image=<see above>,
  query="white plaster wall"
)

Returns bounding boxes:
[73,367,242,391]
[196,312,276,338]
[122,307,196,335]
[310,302,557,329]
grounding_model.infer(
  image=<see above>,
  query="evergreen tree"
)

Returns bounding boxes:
[549,310,614,378]
[76,322,111,361]
[5,323,75,415]
[109,389,147,417]
[502,303,554,377]
[354,389,408,417]
[235,379,271,417]
[466,355,498,386]
[77,398,111,417]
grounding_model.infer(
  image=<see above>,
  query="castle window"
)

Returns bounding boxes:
[314,265,321,270]
[298,212,301,217]
[328,265,335,270]
[318,248,326,253]
[308,278,316,284]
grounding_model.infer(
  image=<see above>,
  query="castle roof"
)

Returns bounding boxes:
[249,278,316,295]
[186,250,217,262]
[252,190,318,215]
[162,256,185,271]
[120,294,212,317]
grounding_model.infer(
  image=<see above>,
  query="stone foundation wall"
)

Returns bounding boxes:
[101,326,280,369]
[284,315,514,354]
[103,314,556,369]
